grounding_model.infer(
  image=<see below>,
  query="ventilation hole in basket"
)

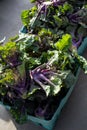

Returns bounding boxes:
[39,123,43,127]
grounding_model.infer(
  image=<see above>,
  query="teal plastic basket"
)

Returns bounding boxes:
[27,37,87,130]
[0,36,87,130]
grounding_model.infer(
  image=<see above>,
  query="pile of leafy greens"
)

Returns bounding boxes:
[0,0,87,123]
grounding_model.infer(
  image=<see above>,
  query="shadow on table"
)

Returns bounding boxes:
[0,105,11,122]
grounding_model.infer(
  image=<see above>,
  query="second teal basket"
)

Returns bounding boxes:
[0,35,87,130]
